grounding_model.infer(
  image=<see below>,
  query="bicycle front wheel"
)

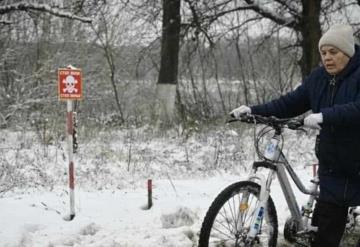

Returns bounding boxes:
[199,181,278,247]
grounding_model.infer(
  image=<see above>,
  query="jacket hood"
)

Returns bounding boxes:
[338,44,360,79]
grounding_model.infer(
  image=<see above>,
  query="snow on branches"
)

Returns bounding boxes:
[0,2,92,23]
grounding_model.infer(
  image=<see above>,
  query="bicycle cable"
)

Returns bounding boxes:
[254,125,285,163]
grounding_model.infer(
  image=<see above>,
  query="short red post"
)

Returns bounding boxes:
[313,164,318,177]
[148,179,153,209]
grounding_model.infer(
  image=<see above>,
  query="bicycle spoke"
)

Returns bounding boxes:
[200,182,278,247]
[235,192,245,230]
[213,194,251,242]
[229,194,239,230]
[240,192,258,226]
[225,196,240,232]
[211,222,237,240]
[219,197,245,235]
[216,209,236,235]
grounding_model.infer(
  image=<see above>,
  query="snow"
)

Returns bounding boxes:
[0,171,315,247]
[0,126,318,246]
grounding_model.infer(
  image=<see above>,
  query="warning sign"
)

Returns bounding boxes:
[58,68,83,100]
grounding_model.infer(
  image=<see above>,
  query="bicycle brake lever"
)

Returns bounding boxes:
[227,118,238,123]
[287,119,304,130]
[227,113,252,123]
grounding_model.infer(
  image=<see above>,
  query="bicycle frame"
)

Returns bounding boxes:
[245,131,319,241]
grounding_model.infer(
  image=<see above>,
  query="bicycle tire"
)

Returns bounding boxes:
[198,181,278,247]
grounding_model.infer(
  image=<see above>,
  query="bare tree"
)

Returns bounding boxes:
[1,0,359,128]
[0,0,96,126]
[182,0,319,78]
[90,3,128,123]
[156,0,181,123]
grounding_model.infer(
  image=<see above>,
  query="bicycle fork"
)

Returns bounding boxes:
[237,169,276,244]
[248,177,271,240]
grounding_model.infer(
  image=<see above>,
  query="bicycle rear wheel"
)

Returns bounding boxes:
[199,181,278,247]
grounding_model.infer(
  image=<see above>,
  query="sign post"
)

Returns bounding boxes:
[58,66,82,221]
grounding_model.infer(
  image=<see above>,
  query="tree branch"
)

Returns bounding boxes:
[0,2,92,23]
[272,0,301,18]
[243,0,297,29]
[205,5,254,26]
[0,19,11,25]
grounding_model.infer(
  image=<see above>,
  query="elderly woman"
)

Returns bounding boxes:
[231,24,360,247]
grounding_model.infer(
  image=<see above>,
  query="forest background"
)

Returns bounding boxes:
[1,0,359,130]
[1,1,360,246]
[0,0,360,194]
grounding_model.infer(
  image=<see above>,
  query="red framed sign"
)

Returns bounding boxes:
[58,68,83,100]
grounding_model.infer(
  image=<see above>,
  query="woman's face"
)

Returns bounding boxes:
[320,45,350,75]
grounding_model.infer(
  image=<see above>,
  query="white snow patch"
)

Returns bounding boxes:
[161,206,198,228]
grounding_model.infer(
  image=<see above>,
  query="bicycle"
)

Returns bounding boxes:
[198,113,360,247]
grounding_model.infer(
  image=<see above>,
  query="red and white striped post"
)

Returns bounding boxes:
[58,66,82,221]
[66,100,75,220]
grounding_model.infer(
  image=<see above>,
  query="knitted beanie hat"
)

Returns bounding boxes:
[318,24,355,57]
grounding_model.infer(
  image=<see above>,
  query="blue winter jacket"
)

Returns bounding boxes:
[250,45,360,206]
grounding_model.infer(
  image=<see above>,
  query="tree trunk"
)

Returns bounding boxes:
[234,39,249,106]
[156,0,181,123]
[299,0,322,78]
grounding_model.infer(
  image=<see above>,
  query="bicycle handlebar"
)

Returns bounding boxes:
[228,113,304,130]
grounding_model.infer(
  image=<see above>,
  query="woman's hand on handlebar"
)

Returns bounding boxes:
[229,105,251,119]
[304,113,323,130]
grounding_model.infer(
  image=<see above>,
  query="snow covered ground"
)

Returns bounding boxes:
[0,125,319,246]
[0,171,315,247]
